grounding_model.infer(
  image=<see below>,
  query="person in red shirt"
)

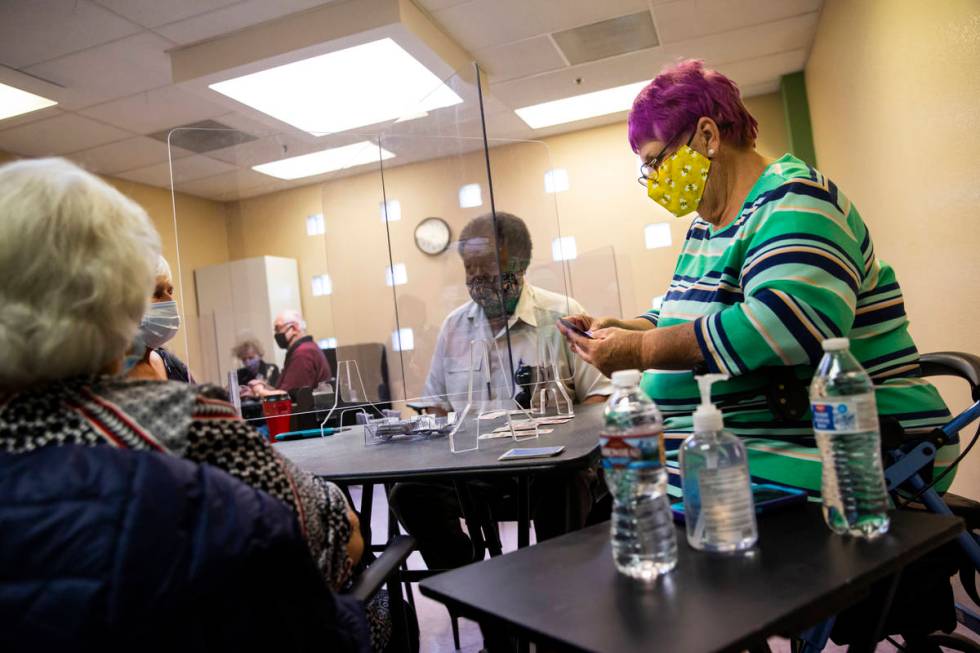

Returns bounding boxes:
[249,309,332,397]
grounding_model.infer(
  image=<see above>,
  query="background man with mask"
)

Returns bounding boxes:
[248,309,331,397]
[388,213,612,649]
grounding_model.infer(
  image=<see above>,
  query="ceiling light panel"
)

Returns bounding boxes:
[253,141,394,180]
[515,80,648,129]
[210,38,462,135]
[0,83,57,122]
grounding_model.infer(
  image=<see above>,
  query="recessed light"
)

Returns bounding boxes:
[544,168,570,193]
[253,141,394,180]
[209,38,462,135]
[380,199,402,223]
[385,263,408,287]
[312,274,332,296]
[644,223,672,249]
[515,81,648,129]
[392,328,415,352]
[459,183,482,208]
[552,236,577,261]
[306,213,325,235]
[0,82,57,122]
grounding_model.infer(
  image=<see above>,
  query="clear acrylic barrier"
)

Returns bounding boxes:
[166,62,611,449]
[168,64,543,448]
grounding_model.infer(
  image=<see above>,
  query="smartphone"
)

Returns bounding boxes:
[558,318,594,339]
[670,482,807,523]
[499,446,566,461]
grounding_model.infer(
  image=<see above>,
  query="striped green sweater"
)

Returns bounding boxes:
[640,154,953,493]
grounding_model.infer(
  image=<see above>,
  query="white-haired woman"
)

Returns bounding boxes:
[127,255,194,383]
[0,158,396,650]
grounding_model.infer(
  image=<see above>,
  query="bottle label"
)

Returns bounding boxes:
[698,466,755,535]
[811,396,878,434]
[600,427,665,470]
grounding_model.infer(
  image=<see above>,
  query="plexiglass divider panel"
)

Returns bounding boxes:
[375,64,539,445]
[168,125,390,438]
[167,63,543,447]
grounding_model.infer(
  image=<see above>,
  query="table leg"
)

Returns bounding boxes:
[849,569,903,652]
[360,482,374,550]
[518,474,531,549]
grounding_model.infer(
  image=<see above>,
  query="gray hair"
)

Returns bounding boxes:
[276,308,306,332]
[0,158,160,389]
[155,255,172,280]
[457,211,533,269]
[232,337,264,360]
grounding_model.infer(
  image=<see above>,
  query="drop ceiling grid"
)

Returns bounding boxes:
[0,0,823,200]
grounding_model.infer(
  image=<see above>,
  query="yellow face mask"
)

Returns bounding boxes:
[646,145,711,217]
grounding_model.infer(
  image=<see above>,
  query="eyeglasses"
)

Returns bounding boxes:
[274,321,297,335]
[636,128,698,187]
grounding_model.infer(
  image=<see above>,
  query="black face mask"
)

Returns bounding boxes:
[274,331,290,350]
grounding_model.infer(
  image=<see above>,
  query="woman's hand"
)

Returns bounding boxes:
[563,327,646,378]
[561,313,626,332]
[346,508,364,567]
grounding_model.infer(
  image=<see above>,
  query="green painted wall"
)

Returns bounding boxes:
[780,71,817,167]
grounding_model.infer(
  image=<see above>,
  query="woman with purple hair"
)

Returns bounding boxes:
[559,59,952,496]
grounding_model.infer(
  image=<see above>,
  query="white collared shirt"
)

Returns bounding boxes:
[422,284,614,412]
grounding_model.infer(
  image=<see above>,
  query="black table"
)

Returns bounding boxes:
[420,504,964,653]
[275,403,605,548]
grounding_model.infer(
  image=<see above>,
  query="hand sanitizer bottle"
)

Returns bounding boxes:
[680,374,758,552]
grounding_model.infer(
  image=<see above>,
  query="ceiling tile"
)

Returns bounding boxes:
[431,0,648,51]
[713,48,809,88]
[24,31,176,110]
[66,136,193,175]
[0,113,131,156]
[652,0,823,44]
[155,0,337,45]
[207,133,318,168]
[416,0,474,11]
[116,154,236,188]
[94,0,242,29]
[475,36,567,83]
[490,48,665,109]
[0,105,64,130]
[175,168,274,199]
[212,112,288,139]
[78,85,228,134]
[657,12,820,70]
[0,0,141,68]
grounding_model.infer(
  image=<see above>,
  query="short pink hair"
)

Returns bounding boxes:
[627,59,758,153]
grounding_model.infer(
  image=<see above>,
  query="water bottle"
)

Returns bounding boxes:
[810,337,890,538]
[601,369,677,580]
[680,374,758,552]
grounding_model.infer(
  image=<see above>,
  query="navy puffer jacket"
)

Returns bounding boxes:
[0,444,369,652]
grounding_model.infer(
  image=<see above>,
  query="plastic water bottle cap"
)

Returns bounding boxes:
[822,337,850,352]
[611,369,641,387]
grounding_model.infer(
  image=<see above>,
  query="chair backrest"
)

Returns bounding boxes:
[919,352,980,401]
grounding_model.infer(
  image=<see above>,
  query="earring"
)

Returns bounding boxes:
[708,149,715,156]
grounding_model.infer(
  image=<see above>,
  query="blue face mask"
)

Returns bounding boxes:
[119,331,147,377]
[244,356,261,372]
[139,300,180,349]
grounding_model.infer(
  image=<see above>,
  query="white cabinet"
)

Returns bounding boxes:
[194,256,301,385]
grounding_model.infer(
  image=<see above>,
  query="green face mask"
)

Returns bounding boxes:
[646,144,712,217]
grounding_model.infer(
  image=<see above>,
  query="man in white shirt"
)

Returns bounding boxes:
[389,212,612,579]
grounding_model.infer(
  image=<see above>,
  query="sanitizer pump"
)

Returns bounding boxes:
[680,374,758,552]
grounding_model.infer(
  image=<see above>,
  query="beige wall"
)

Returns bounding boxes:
[118,180,230,370]
[219,93,788,399]
[806,0,980,497]
[0,149,230,370]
